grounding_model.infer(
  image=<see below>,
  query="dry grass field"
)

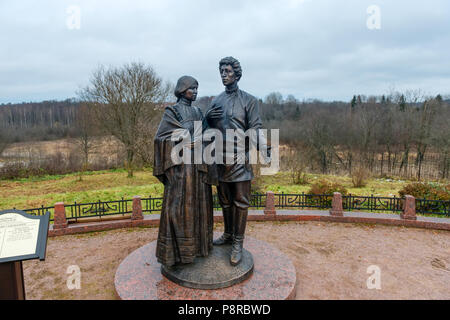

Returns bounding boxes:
[0,137,447,211]
[0,136,123,167]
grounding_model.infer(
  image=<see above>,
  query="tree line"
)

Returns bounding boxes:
[1,63,449,181]
[0,99,79,144]
[260,91,450,180]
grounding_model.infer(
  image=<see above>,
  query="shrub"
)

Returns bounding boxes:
[308,179,348,195]
[398,182,450,201]
[291,166,309,185]
[285,152,309,185]
[0,162,28,180]
[351,166,371,188]
[246,163,264,194]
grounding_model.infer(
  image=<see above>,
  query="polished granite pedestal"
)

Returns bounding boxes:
[115,235,296,300]
[161,244,254,290]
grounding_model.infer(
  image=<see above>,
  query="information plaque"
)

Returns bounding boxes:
[0,209,50,300]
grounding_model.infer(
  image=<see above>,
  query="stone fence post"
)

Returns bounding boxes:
[330,192,344,217]
[264,191,276,215]
[53,202,68,229]
[401,195,417,220]
[132,196,144,221]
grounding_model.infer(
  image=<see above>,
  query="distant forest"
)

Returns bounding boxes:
[0,92,449,180]
[0,99,79,142]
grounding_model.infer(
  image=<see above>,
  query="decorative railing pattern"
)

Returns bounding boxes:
[343,195,404,213]
[250,193,266,209]
[142,197,164,213]
[275,193,333,209]
[65,198,133,222]
[23,205,54,220]
[18,193,450,222]
[415,199,450,216]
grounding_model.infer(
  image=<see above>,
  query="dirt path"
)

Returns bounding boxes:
[23,221,450,300]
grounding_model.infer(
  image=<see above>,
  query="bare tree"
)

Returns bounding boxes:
[354,97,382,170]
[72,103,98,180]
[134,108,164,167]
[285,146,309,185]
[78,62,170,177]
[414,98,438,180]
[334,105,358,174]
[264,92,284,105]
[301,109,335,174]
[0,128,10,157]
[431,99,450,179]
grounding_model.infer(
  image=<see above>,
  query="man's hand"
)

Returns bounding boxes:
[205,104,223,120]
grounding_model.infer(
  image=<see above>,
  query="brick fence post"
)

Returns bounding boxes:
[330,192,344,217]
[53,202,68,229]
[401,195,417,220]
[132,196,144,221]
[264,191,276,215]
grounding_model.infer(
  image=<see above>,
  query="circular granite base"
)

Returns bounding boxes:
[115,236,296,300]
[161,245,254,289]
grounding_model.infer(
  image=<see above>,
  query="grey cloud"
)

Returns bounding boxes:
[0,0,449,103]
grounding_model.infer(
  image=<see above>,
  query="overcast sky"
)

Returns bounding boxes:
[1,0,449,103]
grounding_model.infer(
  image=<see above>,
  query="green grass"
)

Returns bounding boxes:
[256,172,408,197]
[0,168,163,210]
[0,168,422,211]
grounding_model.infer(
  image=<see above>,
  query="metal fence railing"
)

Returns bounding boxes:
[415,198,450,217]
[273,192,449,217]
[18,193,450,222]
[65,198,133,222]
[142,197,164,213]
[275,193,333,209]
[22,205,55,221]
[343,194,404,213]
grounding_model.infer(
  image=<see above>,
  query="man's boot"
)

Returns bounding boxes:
[230,207,248,266]
[213,207,234,245]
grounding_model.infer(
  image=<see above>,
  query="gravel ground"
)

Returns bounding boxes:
[23,221,450,300]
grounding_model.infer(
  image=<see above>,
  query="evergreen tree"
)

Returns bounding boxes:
[351,95,357,109]
[399,94,406,112]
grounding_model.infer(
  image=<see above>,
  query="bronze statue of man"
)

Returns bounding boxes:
[205,57,268,266]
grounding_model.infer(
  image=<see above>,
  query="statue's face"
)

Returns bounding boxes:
[182,85,198,102]
[220,64,237,86]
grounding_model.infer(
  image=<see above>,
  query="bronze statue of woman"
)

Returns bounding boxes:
[153,76,216,267]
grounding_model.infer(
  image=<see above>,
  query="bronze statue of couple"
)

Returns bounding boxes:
[153,56,268,269]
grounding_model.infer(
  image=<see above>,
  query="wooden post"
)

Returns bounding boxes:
[0,261,25,300]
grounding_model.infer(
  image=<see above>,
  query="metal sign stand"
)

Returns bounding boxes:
[0,210,50,300]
